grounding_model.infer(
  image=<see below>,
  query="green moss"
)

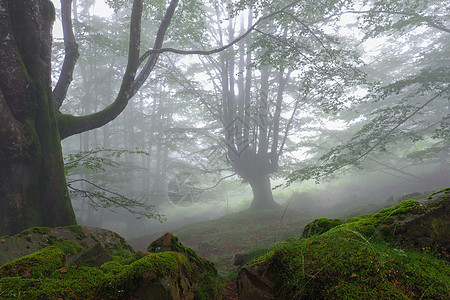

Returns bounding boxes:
[428,187,450,198]
[0,246,65,279]
[0,235,223,299]
[259,230,450,299]
[97,252,189,298]
[302,218,344,238]
[100,260,123,274]
[31,227,52,235]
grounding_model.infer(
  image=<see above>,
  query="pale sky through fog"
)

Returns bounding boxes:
[52,0,113,38]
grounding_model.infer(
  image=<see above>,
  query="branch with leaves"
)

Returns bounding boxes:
[64,148,163,221]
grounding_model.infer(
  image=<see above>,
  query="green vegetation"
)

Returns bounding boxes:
[262,231,449,299]
[244,197,450,299]
[169,209,308,274]
[302,218,344,238]
[0,236,222,299]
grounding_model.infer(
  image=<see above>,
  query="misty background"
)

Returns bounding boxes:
[52,0,449,239]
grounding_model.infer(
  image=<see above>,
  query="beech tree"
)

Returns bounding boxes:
[0,0,292,235]
[0,0,178,236]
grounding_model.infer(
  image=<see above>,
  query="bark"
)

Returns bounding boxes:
[0,0,76,236]
[52,0,79,108]
[248,173,279,210]
[230,149,279,210]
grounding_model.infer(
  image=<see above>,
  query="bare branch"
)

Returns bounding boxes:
[200,173,237,192]
[131,0,179,95]
[53,0,79,108]
[138,0,302,57]
[58,0,145,139]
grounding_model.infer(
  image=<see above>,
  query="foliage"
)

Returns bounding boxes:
[64,148,164,221]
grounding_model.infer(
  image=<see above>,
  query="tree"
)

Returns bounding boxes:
[187,0,367,209]
[0,0,178,236]
[287,0,450,184]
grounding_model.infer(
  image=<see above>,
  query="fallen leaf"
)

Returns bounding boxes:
[22,268,32,278]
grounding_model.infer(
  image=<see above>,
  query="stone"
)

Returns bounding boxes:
[0,225,134,267]
[233,253,249,266]
[301,218,343,238]
[147,232,175,253]
[238,260,275,300]
[68,243,113,267]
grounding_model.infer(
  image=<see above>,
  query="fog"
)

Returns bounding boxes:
[54,0,449,241]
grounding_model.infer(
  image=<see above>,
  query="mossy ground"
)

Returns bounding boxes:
[0,238,222,299]
[248,194,450,299]
[262,230,449,299]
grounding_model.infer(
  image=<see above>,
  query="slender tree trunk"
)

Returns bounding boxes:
[0,0,76,236]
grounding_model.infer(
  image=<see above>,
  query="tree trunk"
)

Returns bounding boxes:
[248,173,279,210]
[0,0,76,236]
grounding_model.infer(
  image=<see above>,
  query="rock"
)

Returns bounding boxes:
[0,231,223,299]
[394,189,449,255]
[68,243,113,267]
[233,253,249,266]
[301,218,343,238]
[0,225,134,267]
[148,232,175,253]
[238,260,275,300]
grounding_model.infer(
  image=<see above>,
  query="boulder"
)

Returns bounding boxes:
[0,225,133,267]
[301,218,343,238]
[237,188,450,299]
[68,243,114,267]
[233,253,249,266]
[237,260,275,300]
[0,231,222,299]
[394,189,449,255]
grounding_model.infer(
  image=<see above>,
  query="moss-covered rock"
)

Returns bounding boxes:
[301,218,344,238]
[0,225,134,267]
[238,188,450,299]
[0,231,223,299]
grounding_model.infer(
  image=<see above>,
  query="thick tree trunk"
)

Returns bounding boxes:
[0,0,76,236]
[248,173,279,210]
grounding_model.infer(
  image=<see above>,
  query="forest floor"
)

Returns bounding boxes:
[129,208,310,276]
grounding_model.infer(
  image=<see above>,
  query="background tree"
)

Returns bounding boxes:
[184,0,368,209]
[287,0,449,184]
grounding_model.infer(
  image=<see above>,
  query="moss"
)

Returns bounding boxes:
[258,230,450,299]
[100,260,123,274]
[0,235,223,299]
[31,227,52,235]
[302,218,344,238]
[428,187,450,198]
[97,252,190,298]
[0,246,65,279]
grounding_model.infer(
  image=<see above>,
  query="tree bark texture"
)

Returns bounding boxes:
[0,0,76,235]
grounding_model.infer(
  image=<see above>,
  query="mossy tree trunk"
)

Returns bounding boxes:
[0,0,179,236]
[0,0,76,235]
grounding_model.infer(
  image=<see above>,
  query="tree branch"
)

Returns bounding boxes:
[131,0,179,95]
[316,10,450,33]
[314,87,449,179]
[58,0,145,139]
[53,0,79,108]
[138,0,301,57]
